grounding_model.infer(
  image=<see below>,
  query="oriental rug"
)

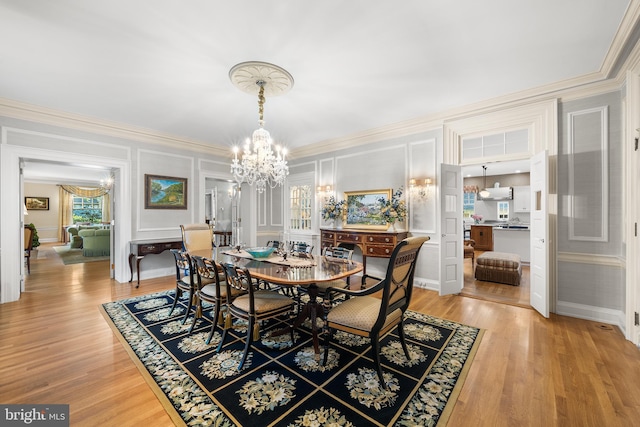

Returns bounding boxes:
[52,245,110,265]
[101,290,483,426]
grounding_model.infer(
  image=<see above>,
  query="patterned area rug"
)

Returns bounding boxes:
[101,291,483,426]
[53,246,110,265]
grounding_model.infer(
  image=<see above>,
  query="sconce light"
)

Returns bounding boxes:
[317,185,332,195]
[409,178,432,202]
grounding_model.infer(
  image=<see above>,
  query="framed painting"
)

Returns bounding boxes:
[344,189,391,230]
[144,174,188,209]
[25,197,49,211]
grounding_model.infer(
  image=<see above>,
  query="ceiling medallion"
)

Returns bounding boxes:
[229,62,293,193]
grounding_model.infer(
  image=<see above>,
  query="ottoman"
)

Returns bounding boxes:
[475,252,522,286]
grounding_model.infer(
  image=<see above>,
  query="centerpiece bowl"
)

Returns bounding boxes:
[245,246,276,259]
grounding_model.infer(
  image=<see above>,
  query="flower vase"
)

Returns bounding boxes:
[389,221,397,232]
[335,220,343,230]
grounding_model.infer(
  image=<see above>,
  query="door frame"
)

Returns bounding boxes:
[442,98,558,314]
[1,143,131,303]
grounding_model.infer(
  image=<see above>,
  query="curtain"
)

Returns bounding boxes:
[58,187,73,241]
[102,192,111,223]
[463,185,479,194]
[58,185,111,231]
[59,185,109,197]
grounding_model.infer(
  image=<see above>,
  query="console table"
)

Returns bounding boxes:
[320,228,408,272]
[129,238,183,287]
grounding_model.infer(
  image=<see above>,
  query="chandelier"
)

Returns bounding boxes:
[229,61,293,193]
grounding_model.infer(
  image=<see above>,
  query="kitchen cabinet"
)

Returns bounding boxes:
[513,186,531,213]
[493,228,530,263]
[470,225,493,251]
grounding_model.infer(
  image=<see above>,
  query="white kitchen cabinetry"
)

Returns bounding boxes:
[493,228,530,263]
[513,186,530,213]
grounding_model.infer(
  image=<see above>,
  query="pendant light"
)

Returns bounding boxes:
[479,165,490,198]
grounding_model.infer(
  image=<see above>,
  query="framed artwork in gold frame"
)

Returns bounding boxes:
[343,189,391,230]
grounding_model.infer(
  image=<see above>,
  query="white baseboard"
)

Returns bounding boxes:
[556,300,626,334]
[414,277,440,292]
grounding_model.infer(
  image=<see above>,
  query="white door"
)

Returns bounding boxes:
[440,163,463,295]
[530,150,549,317]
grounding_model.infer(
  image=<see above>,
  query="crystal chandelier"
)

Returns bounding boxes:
[229,61,292,193]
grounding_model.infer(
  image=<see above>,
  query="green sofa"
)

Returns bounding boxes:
[77,229,110,256]
[66,225,101,249]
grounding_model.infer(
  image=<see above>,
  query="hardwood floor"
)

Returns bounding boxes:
[460,251,531,307]
[1,243,639,426]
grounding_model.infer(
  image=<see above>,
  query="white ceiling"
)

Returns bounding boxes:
[4,0,631,182]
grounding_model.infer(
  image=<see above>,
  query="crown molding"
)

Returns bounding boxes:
[0,97,230,157]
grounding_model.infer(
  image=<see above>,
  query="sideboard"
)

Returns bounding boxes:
[129,238,183,287]
[320,228,408,272]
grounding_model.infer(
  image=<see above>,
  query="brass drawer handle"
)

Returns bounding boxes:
[369,248,374,253]
[385,238,390,242]
[385,248,390,254]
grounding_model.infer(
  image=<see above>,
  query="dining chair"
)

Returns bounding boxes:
[290,241,313,257]
[191,255,237,344]
[24,225,34,274]
[298,246,354,300]
[180,223,214,254]
[218,264,295,370]
[168,249,197,325]
[266,240,283,251]
[464,239,476,268]
[322,236,430,388]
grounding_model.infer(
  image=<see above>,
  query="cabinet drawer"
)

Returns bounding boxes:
[335,233,362,243]
[139,242,182,255]
[366,234,396,245]
[321,231,335,240]
[366,245,394,257]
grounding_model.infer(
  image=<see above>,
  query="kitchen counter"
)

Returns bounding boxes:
[493,228,530,263]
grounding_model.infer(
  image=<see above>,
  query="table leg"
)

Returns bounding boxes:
[293,283,323,354]
[128,253,135,282]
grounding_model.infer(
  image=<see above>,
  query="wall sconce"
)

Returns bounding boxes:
[409,178,432,202]
[317,185,332,195]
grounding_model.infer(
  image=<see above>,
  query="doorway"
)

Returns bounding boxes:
[460,159,532,308]
[205,178,239,247]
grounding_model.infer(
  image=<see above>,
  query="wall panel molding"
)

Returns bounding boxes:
[557,251,625,268]
[567,106,609,242]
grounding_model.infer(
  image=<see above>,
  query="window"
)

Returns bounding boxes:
[497,201,509,221]
[72,196,103,223]
[463,192,476,218]
[289,185,312,231]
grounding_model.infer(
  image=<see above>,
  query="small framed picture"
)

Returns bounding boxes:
[144,174,188,209]
[25,197,49,211]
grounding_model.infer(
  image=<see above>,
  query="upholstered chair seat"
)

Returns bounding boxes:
[326,296,402,333]
[323,236,430,389]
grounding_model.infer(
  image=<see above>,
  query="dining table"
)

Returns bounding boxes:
[190,247,364,354]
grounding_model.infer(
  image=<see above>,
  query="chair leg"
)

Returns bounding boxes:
[371,335,386,389]
[205,301,221,345]
[323,327,333,366]
[180,291,195,325]
[397,319,411,360]
[168,288,182,316]
[188,298,201,333]
[217,323,229,353]
[238,318,254,370]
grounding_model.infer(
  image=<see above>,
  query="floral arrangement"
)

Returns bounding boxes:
[321,196,345,221]
[378,187,407,223]
[471,214,483,223]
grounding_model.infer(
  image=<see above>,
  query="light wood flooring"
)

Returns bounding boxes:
[1,243,638,426]
[460,251,531,307]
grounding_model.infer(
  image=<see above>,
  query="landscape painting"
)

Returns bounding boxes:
[144,174,188,209]
[344,189,390,229]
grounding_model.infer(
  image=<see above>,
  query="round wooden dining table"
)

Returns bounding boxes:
[191,248,364,354]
